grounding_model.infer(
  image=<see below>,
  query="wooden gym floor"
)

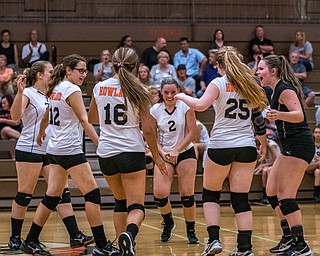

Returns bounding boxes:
[0,204,319,255]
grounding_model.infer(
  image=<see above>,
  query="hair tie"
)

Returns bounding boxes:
[117,62,125,68]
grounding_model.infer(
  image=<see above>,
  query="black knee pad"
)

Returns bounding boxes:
[145,155,153,164]
[230,192,251,214]
[181,195,195,208]
[154,196,168,208]
[42,194,61,210]
[84,188,101,205]
[114,198,127,212]
[15,192,32,207]
[59,188,71,204]
[202,188,221,205]
[267,195,279,209]
[279,198,300,216]
[127,204,145,214]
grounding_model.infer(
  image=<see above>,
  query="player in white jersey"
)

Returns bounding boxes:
[20,55,119,256]
[149,77,198,244]
[88,47,166,256]
[176,46,268,256]
[9,61,93,251]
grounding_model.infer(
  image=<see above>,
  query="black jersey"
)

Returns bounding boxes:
[270,81,310,139]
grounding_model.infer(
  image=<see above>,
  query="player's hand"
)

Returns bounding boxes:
[154,155,168,175]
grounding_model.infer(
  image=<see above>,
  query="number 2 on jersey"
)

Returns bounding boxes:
[224,98,250,120]
[104,103,127,125]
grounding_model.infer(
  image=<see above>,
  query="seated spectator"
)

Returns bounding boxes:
[198,49,221,98]
[248,53,263,76]
[289,30,314,72]
[193,120,209,170]
[305,126,320,203]
[117,35,139,55]
[0,29,19,71]
[0,95,21,140]
[22,29,48,68]
[147,85,160,105]
[93,49,112,82]
[176,64,196,98]
[140,37,170,70]
[249,25,274,62]
[174,37,207,93]
[209,29,226,51]
[0,54,14,97]
[138,65,154,86]
[289,51,315,106]
[150,51,177,90]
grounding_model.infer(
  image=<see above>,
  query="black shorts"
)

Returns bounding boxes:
[47,153,87,170]
[175,147,197,165]
[99,152,146,176]
[15,149,50,166]
[207,146,257,166]
[281,134,315,164]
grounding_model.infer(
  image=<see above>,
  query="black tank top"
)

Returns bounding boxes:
[270,81,310,139]
[0,43,15,65]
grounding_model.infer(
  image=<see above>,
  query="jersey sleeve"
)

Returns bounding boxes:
[150,103,160,120]
[22,87,32,100]
[64,83,81,99]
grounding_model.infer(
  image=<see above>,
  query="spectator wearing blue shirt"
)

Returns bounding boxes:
[174,37,207,94]
[197,50,220,98]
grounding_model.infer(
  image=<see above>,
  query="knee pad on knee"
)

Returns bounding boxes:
[279,198,300,216]
[84,188,101,205]
[230,192,251,214]
[127,204,145,215]
[114,198,127,212]
[42,194,61,210]
[15,192,32,207]
[59,188,71,204]
[154,196,168,208]
[267,195,279,209]
[202,188,220,205]
[181,195,195,208]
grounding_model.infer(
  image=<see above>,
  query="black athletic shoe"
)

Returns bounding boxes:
[8,235,22,250]
[92,240,120,255]
[119,232,135,256]
[70,231,95,248]
[160,221,175,242]
[20,240,51,255]
[270,238,292,254]
[278,244,312,256]
[187,231,199,244]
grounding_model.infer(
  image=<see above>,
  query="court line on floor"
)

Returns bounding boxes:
[145,208,320,255]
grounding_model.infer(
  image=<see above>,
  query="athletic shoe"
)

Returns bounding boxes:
[229,249,254,256]
[8,235,22,250]
[278,244,312,256]
[270,238,292,254]
[20,240,51,255]
[118,232,135,256]
[201,239,222,255]
[92,240,120,255]
[187,231,199,244]
[160,221,175,242]
[70,231,95,248]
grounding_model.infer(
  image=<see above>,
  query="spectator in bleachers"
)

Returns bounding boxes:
[249,25,274,62]
[248,53,264,76]
[148,85,160,105]
[0,95,21,140]
[138,65,154,87]
[0,54,15,98]
[150,51,177,90]
[289,51,315,106]
[0,29,19,71]
[22,29,49,68]
[140,37,169,70]
[289,30,314,72]
[198,50,221,98]
[117,35,139,55]
[209,29,226,51]
[174,37,207,94]
[305,125,320,203]
[93,49,112,82]
[176,64,196,98]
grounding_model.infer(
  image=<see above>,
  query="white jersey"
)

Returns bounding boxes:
[16,87,49,154]
[209,75,255,149]
[93,77,145,157]
[46,81,83,155]
[150,100,193,152]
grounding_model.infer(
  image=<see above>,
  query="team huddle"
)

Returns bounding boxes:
[6,46,313,256]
